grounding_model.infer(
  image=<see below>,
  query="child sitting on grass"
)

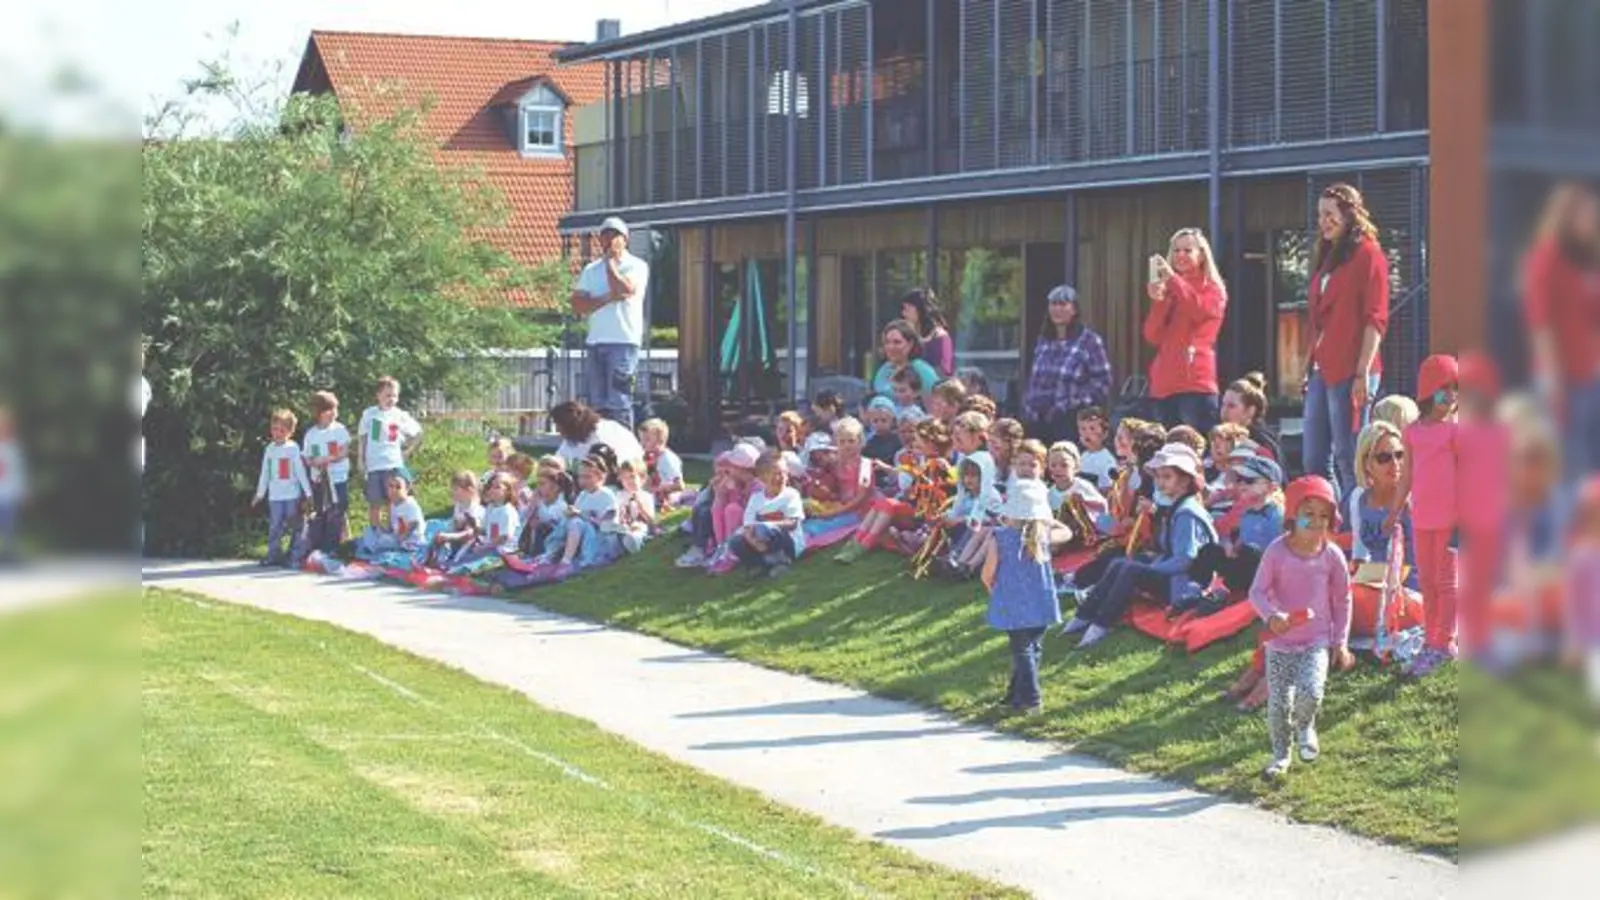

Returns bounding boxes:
[775,410,807,479]
[842,419,957,562]
[728,450,807,578]
[1205,423,1251,507]
[863,397,903,465]
[1249,475,1354,779]
[1046,441,1109,551]
[520,468,573,560]
[1184,453,1285,616]
[252,408,314,567]
[988,417,1026,496]
[812,417,875,518]
[614,458,658,554]
[544,454,621,577]
[426,471,484,569]
[638,418,685,510]
[357,470,425,556]
[1075,406,1118,490]
[980,479,1061,715]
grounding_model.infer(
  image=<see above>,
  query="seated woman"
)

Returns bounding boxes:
[1062,444,1216,649]
[839,419,956,562]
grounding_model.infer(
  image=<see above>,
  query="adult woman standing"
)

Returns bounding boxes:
[871,320,941,404]
[1142,227,1228,432]
[1521,182,1600,476]
[1021,284,1112,445]
[1302,183,1390,498]
[900,287,956,379]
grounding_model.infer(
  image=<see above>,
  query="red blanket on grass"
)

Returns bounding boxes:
[1053,548,1257,653]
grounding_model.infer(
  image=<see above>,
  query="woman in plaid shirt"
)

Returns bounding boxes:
[1022,284,1113,446]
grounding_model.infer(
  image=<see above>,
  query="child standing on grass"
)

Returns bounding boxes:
[302,391,351,554]
[355,376,423,532]
[980,479,1062,715]
[1388,354,1461,677]
[1249,475,1354,778]
[729,450,807,578]
[253,409,314,567]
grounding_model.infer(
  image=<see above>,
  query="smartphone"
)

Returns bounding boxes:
[1148,255,1164,283]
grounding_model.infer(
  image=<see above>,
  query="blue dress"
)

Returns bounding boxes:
[987,527,1063,631]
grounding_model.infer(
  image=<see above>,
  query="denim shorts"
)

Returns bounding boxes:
[365,468,398,505]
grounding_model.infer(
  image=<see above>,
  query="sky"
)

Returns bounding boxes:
[0,0,756,134]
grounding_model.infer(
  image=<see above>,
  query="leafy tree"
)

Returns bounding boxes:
[142,78,562,554]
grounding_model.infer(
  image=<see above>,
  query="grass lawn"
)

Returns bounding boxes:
[142,588,1018,898]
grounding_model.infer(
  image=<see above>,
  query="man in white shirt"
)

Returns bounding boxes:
[570,216,650,429]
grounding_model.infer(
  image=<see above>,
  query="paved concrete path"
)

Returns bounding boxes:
[2,560,135,613]
[143,559,1455,900]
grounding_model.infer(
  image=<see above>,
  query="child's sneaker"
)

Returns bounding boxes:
[833,541,867,564]
[675,546,709,568]
[1263,755,1292,779]
[706,550,739,576]
[767,563,790,579]
[1405,648,1452,678]
[1297,725,1320,762]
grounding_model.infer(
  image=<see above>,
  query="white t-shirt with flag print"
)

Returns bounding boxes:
[302,422,352,485]
[390,496,426,547]
[480,503,522,552]
[255,441,314,502]
[357,405,422,473]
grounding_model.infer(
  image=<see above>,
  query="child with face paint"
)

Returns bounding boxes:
[1248,475,1354,778]
[1387,354,1461,677]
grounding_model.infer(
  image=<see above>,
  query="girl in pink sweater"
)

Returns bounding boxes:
[1249,475,1354,779]
[1388,354,1460,677]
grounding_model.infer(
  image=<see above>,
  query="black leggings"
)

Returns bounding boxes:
[1187,543,1263,594]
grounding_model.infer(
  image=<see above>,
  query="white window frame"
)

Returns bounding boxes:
[518,84,565,157]
[765,70,810,119]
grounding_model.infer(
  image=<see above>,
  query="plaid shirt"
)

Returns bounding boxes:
[1025,327,1112,417]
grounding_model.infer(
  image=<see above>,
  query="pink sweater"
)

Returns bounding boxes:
[1456,419,1509,532]
[1403,420,1459,531]
[1248,536,1353,652]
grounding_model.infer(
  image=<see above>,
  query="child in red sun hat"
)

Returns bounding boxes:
[1387,354,1460,677]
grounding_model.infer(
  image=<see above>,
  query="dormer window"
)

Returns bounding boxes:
[518,84,565,157]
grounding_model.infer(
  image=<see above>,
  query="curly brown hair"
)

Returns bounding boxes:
[914,419,954,455]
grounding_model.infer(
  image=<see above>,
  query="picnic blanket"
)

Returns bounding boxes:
[803,511,865,551]
[1126,596,1259,653]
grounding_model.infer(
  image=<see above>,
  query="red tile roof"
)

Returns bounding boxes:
[294,30,607,308]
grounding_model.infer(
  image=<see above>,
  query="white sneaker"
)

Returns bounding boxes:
[1297,726,1320,762]
[1076,624,1110,649]
[1263,756,1292,779]
[675,547,708,568]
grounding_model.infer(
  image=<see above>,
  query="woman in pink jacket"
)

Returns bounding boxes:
[1142,227,1228,433]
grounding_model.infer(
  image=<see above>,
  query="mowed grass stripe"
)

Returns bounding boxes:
[142,589,1019,899]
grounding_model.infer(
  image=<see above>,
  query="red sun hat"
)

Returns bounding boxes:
[1458,351,1501,398]
[1284,475,1340,526]
[1417,354,1460,402]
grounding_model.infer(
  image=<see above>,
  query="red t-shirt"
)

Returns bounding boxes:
[1308,238,1390,385]
[1522,237,1600,387]
[1142,272,1227,398]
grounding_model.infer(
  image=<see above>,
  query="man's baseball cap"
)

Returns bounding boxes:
[599,216,630,238]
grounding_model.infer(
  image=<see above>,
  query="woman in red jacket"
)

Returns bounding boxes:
[1521,182,1600,477]
[1143,227,1228,432]
[1303,183,1389,499]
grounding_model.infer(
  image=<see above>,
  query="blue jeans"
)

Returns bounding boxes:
[732,523,796,570]
[1303,372,1378,499]
[266,498,301,563]
[1006,628,1047,709]
[1078,558,1168,626]
[1565,376,1600,479]
[585,342,640,429]
[1155,392,1219,434]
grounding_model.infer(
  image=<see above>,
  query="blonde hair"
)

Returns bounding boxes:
[537,454,566,475]
[832,415,865,443]
[506,452,536,479]
[270,408,298,431]
[638,418,670,441]
[1371,395,1420,431]
[375,375,399,392]
[1210,422,1249,445]
[1353,421,1404,490]
[1168,227,1227,294]
[1018,520,1049,563]
[1047,440,1081,469]
[1164,425,1206,458]
[953,410,992,436]
[450,469,480,492]
[488,436,514,458]
[1014,438,1048,467]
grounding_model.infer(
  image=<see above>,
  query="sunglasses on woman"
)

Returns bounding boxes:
[1374,450,1405,465]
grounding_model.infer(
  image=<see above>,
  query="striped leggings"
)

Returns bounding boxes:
[1265,646,1329,760]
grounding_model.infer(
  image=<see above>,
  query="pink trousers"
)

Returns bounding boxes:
[1415,528,1459,653]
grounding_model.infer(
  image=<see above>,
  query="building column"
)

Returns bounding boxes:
[1428,0,1488,355]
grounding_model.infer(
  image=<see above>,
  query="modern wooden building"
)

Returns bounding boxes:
[555,0,1465,444]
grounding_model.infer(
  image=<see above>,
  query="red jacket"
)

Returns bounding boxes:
[1522,236,1600,387]
[1142,272,1227,398]
[1308,237,1390,385]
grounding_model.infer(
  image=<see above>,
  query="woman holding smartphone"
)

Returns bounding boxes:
[1142,227,1228,432]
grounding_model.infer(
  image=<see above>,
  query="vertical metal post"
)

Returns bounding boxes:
[926,0,938,175]
[835,11,844,184]
[818,12,828,186]
[958,0,967,171]
[720,35,730,196]
[1030,0,1039,163]
[669,47,679,202]
[1125,0,1135,155]
[695,40,705,199]
[1153,0,1162,151]
[1224,0,1234,146]
[993,0,1002,166]
[865,6,876,182]
[1044,0,1054,159]
[747,28,757,193]
[1273,0,1282,142]
[1207,0,1221,257]
[645,51,655,204]
[1181,0,1190,149]
[1081,0,1091,158]
[1322,0,1333,137]
[786,0,800,406]
[1230,179,1245,376]
[1375,0,1388,131]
